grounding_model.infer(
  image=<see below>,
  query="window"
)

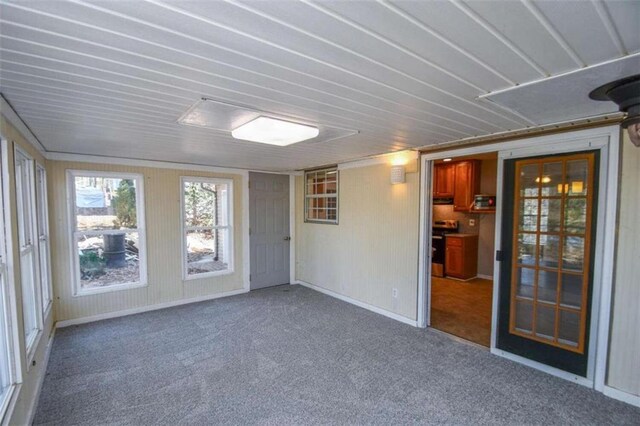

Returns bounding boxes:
[14,148,41,356]
[35,164,52,311]
[181,177,233,279]
[0,143,18,418]
[305,168,338,224]
[68,171,147,295]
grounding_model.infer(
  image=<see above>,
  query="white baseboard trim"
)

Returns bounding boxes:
[476,274,494,280]
[604,385,640,408]
[56,288,249,328]
[294,280,418,327]
[491,348,593,388]
[25,329,56,426]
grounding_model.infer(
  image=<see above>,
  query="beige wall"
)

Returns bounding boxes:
[607,132,640,397]
[47,161,245,322]
[1,115,54,425]
[295,161,420,321]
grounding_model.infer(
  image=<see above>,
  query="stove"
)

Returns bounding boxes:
[432,220,458,277]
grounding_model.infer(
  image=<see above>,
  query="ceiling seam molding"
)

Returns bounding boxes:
[0,20,471,138]
[0,94,47,154]
[148,0,513,131]
[376,0,515,86]
[590,0,628,56]
[521,0,585,68]
[221,0,526,128]
[58,0,485,134]
[451,0,549,77]
[0,50,456,140]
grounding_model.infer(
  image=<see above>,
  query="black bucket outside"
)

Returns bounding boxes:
[103,233,127,268]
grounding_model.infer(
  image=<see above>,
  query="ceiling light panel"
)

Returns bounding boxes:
[178,98,357,146]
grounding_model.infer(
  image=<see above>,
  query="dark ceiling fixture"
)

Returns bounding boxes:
[589,74,640,147]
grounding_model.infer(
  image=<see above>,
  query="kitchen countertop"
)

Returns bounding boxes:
[445,233,479,238]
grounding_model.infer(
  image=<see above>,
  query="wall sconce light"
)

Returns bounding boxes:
[571,181,584,193]
[390,165,406,184]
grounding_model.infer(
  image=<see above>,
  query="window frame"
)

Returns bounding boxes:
[304,167,339,225]
[35,163,53,314]
[0,139,21,422]
[180,176,234,281]
[67,170,148,297]
[14,147,42,363]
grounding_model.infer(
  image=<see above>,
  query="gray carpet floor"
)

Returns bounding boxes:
[35,285,640,425]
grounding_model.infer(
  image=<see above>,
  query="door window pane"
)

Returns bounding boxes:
[541,162,562,196]
[516,267,535,299]
[518,199,538,231]
[561,273,583,308]
[519,164,540,197]
[540,198,561,233]
[537,270,558,303]
[558,310,580,346]
[516,233,536,265]
[535,304,556,339]
[563,236,585,272]
[539,235,560,268]
[566,160,589,196]
[514,301,533,333]
[564,198,587,235]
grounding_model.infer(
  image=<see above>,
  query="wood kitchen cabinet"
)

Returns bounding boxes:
[445,234,479,280]
[433,163,455,197]
[453,160,480,212]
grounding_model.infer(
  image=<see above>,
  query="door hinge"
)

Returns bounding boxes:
[496,250,504,262]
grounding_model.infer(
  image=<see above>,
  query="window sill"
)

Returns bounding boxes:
[73,281,148,297]
[184,268,234,282]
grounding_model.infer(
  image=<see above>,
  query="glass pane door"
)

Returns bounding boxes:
[498,151,597,376]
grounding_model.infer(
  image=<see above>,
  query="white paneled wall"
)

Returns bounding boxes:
[47,161,245,322]
[295,161,419,321]
[607,132,640,397]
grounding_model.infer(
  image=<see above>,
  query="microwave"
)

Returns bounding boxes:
[474,194,496,210]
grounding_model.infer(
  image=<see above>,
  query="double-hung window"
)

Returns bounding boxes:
[14,148,41,356]
[0,143,18,419]
[181,177,233,279]
[35,164,52,311]
[305,168,339,224]
[68,171,147,296]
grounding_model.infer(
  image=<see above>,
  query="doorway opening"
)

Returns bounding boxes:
[429,152,498,347]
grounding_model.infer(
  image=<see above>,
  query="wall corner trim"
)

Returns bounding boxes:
[55,288,249,328]
[294,280,418,327]
[0,95,48,156]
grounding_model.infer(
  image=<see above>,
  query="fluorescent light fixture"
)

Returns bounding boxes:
[231,116,319,146]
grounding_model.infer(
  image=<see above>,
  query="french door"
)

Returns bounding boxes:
[497,151,598,376]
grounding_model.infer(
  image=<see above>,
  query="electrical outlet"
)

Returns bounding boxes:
[469,219,476,227]
[392,288,398,298]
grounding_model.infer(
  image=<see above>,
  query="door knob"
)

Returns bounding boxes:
[284,236,291,241]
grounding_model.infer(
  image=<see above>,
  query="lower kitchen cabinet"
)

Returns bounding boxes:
[445,234,479,280]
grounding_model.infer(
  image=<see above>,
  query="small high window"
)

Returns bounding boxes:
[68,171,147,295]
[181,177,233,279]
[305,168,339,224]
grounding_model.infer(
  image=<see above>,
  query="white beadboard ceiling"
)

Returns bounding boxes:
[0,0,638,171]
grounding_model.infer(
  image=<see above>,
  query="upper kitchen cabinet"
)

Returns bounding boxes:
[453,160,480,212]
[433,163,455,198]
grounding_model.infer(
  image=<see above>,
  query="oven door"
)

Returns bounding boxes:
[432,234,445,277]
